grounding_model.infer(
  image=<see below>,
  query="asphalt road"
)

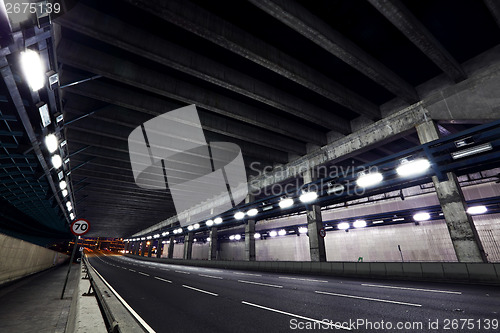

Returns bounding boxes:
[88,254,500,333]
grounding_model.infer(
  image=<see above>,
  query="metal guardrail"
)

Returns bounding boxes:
[82,255,150,333]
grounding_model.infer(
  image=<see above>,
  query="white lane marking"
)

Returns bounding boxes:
[361,283,462,295]
[129,269,136,272]
[315,291,421,307]
[160,268,170,271]
[182,285,218,297]
[199,274,223,280]
[154,277,172,283]
[138,272,149,277]
[234,272,261,277]
[238,280,283,288]
[175,270,190,274]
[279,277,328,283]
[87,261,156,333]
[242,301,351,331]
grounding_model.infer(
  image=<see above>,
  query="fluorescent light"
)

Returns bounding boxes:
[187,225,193,231]
[262,205,273,211]
[279,198,294,209]
[173,229,178,234]
[193,238,197,242]
[247,208,258,217]
[229,235,235,240]
[396,159,430,177]
[327,184,344,194]
[69,213,75,220]
[20,50,45,91]
[467,205,487,215]
[51,154,62,169]
[413,212,431,221]
[206,237,211,242]
[278,229,286,236]
[392,218,405,222]
[59,180,67,190]
[67,205,73,212]
[45,134,58,153]
[234,234,241,241]
[154,234,160,238]
[299,191,318,203]
[162,232,168,236]
[372,220,384,224]
[451,143,492,159]
[66,201,72,208]
[234,211,245,220]
[214,217,223,224]
[254,233,261,239]
[147,236,152,240]
[206,220,214,227]
[353,220,367,228]
[38,103,51,127]
[269,230,277,237]
[61,189,68,197]
[141,237,145,241]
[356,172,383,188]
[193,223,200,230]
[298,227,308,234]
[338,222,350,230]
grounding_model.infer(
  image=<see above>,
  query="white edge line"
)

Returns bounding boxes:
[182,285,218,296]
[154,277,172,283]
[87,259,156,333]
[138,272,149,276]
[279,277,328,283]
[238,280,283,288]
[361,283,462,295]
[129,269,136,272]
[242,301,351,331]
[199,274,223,279]
[234,272,262,276]
[175,270,191,274]
[315,291,421,307]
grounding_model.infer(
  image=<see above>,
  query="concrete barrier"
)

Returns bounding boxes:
[127,254,500,285]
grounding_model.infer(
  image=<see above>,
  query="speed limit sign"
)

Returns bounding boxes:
[71,219,90,236]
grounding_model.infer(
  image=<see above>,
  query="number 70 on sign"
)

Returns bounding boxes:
[71,219,90,236]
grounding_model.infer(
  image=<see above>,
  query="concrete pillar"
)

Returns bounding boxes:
[156,239,163,258]
[183,232,194,260]
[141,241,146,256]
[303,169,327,262]
[167,236,175,259]
[416,120,486,263]
[135,242,140,255]
[208,227,218,260]
[244,195,256,261]
[147,242,153,257]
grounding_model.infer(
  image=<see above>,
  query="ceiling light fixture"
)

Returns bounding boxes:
[20,49,45,91]
[279,197,294,209]
[396,158,430,177]
[299,191,318,203]
[356,172,383,188]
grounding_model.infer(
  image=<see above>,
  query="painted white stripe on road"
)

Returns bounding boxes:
[279,277,328,283]
[199,274,223,279]
[160,268,170,271]
[138,272,149,276]
[361,284,462,295]
[182,285,218,297]
[154,277,172,283]
[315,291,421,307]
[238,280,283,288]
[87,261,156,333]
[242,301,351,331]
[175,270,190,274]
[129,269,136,272]
[234,272,261,277]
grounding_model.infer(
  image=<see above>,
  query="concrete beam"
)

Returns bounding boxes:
[484,0,500,29]
[55,4,349,132]
[249,0,418,104]
[368,0,466,82]
[57,41,323,150]
[416,121,486,263]
[122,0,381,120]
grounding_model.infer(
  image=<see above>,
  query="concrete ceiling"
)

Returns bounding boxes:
[50,0,500,238]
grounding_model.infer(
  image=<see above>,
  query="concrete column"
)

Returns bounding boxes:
[208,227,218,260]
[135,242,140,255]
[245,194,256,261]
[183,232,194,260]
[141,241,146,256]
[303,169,327,262]
[156,239,163,258]
[416,120,486,262]
[167,236,175,259]
[147,242,153,257]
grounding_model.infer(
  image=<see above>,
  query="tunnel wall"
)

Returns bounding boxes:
[0,233,68,286]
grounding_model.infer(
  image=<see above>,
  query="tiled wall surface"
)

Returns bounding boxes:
[0,233,68,285]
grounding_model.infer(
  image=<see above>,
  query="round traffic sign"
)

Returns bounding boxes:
[71,219,90,236]
[319,227,326,238]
